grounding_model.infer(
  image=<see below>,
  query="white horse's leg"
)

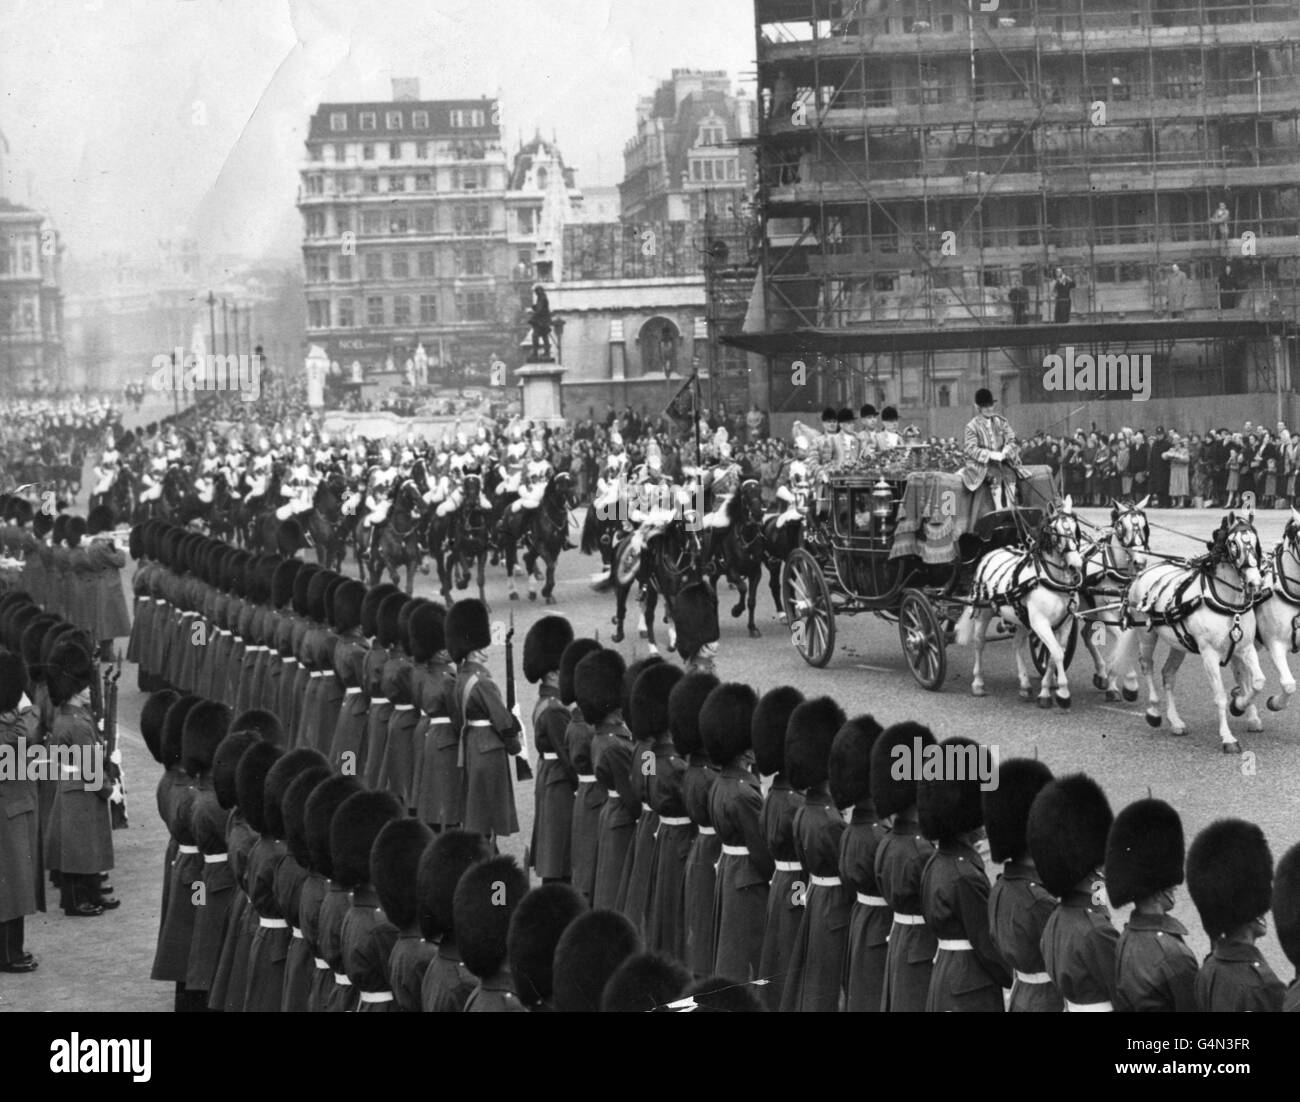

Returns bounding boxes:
[1262,617,1297,712]
[1115,624,1142,701]
[1231,646,1267,733]
[1139,629,1163,727]
[970,610,994,697]
[1194,644,1237,750]
[1008,617,1035,702]
[1026,605,1068,708]
[1082,622,1112,694]
[1161,647,1189,736]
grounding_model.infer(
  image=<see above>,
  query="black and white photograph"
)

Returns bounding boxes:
[1,0,1299,1065]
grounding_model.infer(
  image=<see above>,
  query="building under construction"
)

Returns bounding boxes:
[729,0,1300,434]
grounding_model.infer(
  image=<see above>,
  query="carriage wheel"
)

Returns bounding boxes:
[614,539,642,587]
[1030,618,1079,677]
[899,589,947,692]
[781,549,835,668]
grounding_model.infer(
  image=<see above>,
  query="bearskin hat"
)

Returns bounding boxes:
[305,569,333,623]
[982,758,1054,864]
[323,575,346,627]
[212,730,261,811]
[283,764,332,870]
[330,789,403,889]
[333,579,367,635]
[162,694,201,770]
[917,737,987,842]
[272,559,302,610]
[681,976,764,1013]
[574,648,626,725]
[829,714,883,810]
[362,583,402,639]
[276,519,304,558]
[86,505,115,536]
[235,741,284,836]
[552,910,641,1013]
[558,638,601,706]
[508,883,587,1009]
[1027,773,1114,898]
[751,686,804,778]
[128,523,144,561]
[292,562,321,617]
[396,598,422,657]
[19,615,58,678]
[181,700,231,777]
[1104,798,1185,907]
[672,581,719,660]
[408,601,447,663]
[229,708,284,747]
[264,748,329,840]
[601,952,692,1013]
[1273,842,1300,970]
[135,689,176,765]
[524,615,574,683]
[629,661,683,741]
[454,854,530,981]
[31,512,53,539]
[0,649,26,713]
[1186,818,1274,941]
[304,774,362,879]
[372,818,434,932]
[46,636,94,707]
[784,695,846,791]
[377,591,408,648]
[417,830,494,942]
[870,721,937,818]
[667,671,718,758]
[622,655,665,720]
[51,513,69,545]
[446,598,491,661]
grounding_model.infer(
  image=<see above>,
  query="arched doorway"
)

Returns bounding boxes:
[636,316,682,378]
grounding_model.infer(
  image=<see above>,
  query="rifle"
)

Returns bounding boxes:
[103,654,127,829]
[505,610,533,781]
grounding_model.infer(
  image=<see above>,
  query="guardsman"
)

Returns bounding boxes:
[85,506,130,661]
[551,909,642,1012]
[917,736,1011,1012]
[753,685,806,1010]
[560,638,604,904]
[782,695,853,1011]
[525,615,577,884]
[983,758,1062,1012]
[625,455,675,556]
[410,603,461,832]
[457,854,530,1011]
[362,591,409,791]
[1273,843,1300,1013]
[507,882,588,1011]
[302,773,362,1012]
[245,438,274,505]
[619,656,666,936]
[276,446,315,521]
[1028,773,1119,1012]
[435,456,493,518]
[278,762,333,1012]
[1105,798,1197,1012]
[0,649,41,974]
[372,818,435,1012]
[230,740,287,1011]
[672,671,721,976]
[418,830,493,1012]
[381,599,421,810]
[1186,818,1286,1012]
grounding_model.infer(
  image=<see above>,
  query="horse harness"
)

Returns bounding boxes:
[976,546,1079,632]
[1130,559,1269,665]
[1264,540,1300,653]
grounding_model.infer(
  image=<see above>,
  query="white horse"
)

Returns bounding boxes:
[1114,512,1268,752]
[969,496,1085,707]
[1255,507,1300,714]
[1078,497,1150,702]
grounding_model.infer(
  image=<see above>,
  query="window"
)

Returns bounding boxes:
[309,146,323,162]
[338,297,354,327]
[389,141,402,160]
[456,289,491,320]
[330,112,347,131]
[455,165,486,190]
[335,143,347,161]
[361,211,384,234]
[419,293,437,323]
[388,175,405,192]
[334,210,351,234]
[415,140,428,158]
[415,209,436,233]
[413,112,429,130]
[360,112,377,130]
[305,175,324,194]
[450,108,486,128]
[415,173,432,191]
[517,208,537,235]
[389,212,409,233]
[393,296,411,325]
[727,160,737,179]
[937,384,951,407]
[386,111,402,130]
[306,252,330,281]
[365,253,384,279]
[22,250,33,272]
[362,143,375,161]
[458,244,484,276]
[337,256,352,280]
[453,203,489,233]
[367,296,385,326]
[391,252,410,278]
[305,211,325,237]
[700,123,726,146]
[21,301,36,329]
[308,299,330,327]
[418,251,436,277]
[364,175,379,194]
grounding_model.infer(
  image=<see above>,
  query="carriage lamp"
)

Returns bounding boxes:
[872,478,893,519]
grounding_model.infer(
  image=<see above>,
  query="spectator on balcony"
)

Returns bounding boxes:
[1165,263,1189,318]
[1008,277,1030,325]
[1052,267,1076,323]
[1210,202,1232,244]
[1218,262,1243,310]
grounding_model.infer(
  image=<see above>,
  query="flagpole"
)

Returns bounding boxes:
[693,368,702,469]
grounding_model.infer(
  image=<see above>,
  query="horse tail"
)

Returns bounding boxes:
[581,506,601,555]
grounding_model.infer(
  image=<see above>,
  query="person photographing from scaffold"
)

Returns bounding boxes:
[961,387,1026,511]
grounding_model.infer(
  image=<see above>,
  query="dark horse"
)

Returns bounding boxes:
[703,478,765,638]
[306,469,355,573]
[430,471,492,605]
[761,509,804,626]
[611,517,705,653]
[131,465,188,525]
[580,490,629,586]
[368,467,429,593]
[499,471,576,605]
[90,470,135,526]
[236,464,283,550]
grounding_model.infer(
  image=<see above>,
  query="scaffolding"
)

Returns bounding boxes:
[745,0,1300,416]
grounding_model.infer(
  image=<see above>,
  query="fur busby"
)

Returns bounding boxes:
[46,636,94,707]
[975,387,994,408]
[276,519,303,558]
[235,741,284,836]
[870,721,937,818]
[304,774,362,879]
[330,789,403,889]
[694,683,752,767]
[785,695,846,790]
[305,569,333,622]
[558,638,601,705]
[524,615,574,683]
[622,654,665,722]
[672,580,719,660]
[408,601,446,662]
[271,559,302,609]
[829,714,883,810]
[682,976,764,1013]
[917,737,987,842]
[396,598,421,656]
[86,505,114,535]
[1186,818,1274,941]
[372,818,434,931]
[1027,773,1114,898]
[454,854,530,980]
[212,730,261,811]
[508,883,587,1009]
[264,748,329,840]
[283,764,332,870]
[1104,798,1185,907]
[323,575,346,627]
[629,661,683,740]
[667,671,718,758]
[160,695,200,769]
[377,592,408,647]
[982,758,1053,864]
[361,583,401,639]
[333,579,367,635]
[65,515,87,547]
[181,700,231,777]
[229,708,284,747]
[0,649,26,713]
[751,686,804,778]
[1273,842,1300,969]
[574,648,626,725]
[417,830,494,942]
[446,598,491,661]
[138,690,177,765]
[601,952,691,1013]
[552,909,641,1013]
[292,563,321,616]
[19,615,58,678]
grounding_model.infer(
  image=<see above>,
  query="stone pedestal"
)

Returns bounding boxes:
[305,344,328,409]
[515,363,567,425]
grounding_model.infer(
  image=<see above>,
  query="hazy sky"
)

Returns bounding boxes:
[0,0,755,268]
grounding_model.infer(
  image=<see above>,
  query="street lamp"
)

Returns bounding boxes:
[552,315,565,362]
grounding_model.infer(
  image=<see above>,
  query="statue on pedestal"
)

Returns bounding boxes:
[527,285,553,362]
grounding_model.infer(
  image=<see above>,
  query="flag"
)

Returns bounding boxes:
[663,370,698,431]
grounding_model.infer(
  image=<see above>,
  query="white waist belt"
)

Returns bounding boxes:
[721,844,749,856]
[359,990,393,1004]
[607,789,619,798]
[427,717,451,725]
[659,816,690,827]
[697,826,717,836]
[1015,970,1052,985]
[893,913,926,926]
[641,802,653,813]
[344,687,361,696]
[371,697,390,705]
[310,670,328,679]
[284,658,298,666]
[856,893,887,907]
[333,973,352,986]
[177,845,200,854]
[260,917,288,929]
[577,774,596,783]
[937,939,973,951]
[774,860,802,873]
[810,875,841,887]
[204,853,228,864]
[541,752,558,760]
[1065,998,1113,1012]
[292,928,303,940]
[394,704,415,712]
[466,720,491,727]
[314,958,329,970]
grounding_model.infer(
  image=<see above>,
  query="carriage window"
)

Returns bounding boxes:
[853,490,877,534]
[834,488,852,537]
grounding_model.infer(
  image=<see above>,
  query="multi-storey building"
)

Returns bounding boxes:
[734,0,1300,435]
[0,197,64,388]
